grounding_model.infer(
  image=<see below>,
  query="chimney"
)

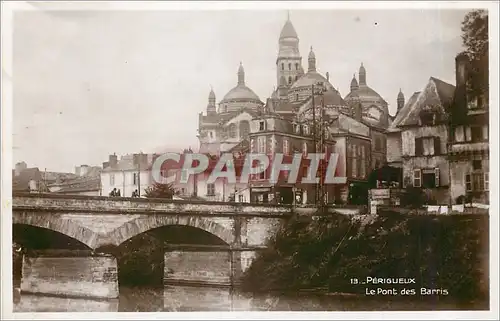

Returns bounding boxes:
[455,52,469,88]
[80,165,89,176]
[14,161,27,177]
[102,161,110,169]
[326,72,329,82]
[109,153,118,167]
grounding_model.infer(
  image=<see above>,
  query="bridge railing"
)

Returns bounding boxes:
[12,192,364,216]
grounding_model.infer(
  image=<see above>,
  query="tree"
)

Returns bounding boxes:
[461,10,489,101]
[143,182,177,199]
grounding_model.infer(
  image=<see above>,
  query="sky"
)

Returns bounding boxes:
[11,3,470,172]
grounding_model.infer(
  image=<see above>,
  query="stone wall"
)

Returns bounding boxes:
[164,251,232,286]
[21,252,118,299]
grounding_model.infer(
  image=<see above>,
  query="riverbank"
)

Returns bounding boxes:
[240,210,489,306]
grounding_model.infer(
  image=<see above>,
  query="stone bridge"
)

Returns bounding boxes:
[12,193,361,299]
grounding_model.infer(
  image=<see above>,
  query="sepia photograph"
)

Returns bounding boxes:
[1,1,498,319]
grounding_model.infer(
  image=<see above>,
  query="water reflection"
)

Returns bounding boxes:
[14,285,487,312]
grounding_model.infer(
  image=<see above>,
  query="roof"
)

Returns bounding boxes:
[296,89,347,117]
[102,154,153,172]
[41,171,78,183]
[388,91,421,132]
[279,19,298,39]
[228,139,250,153]
[290,71,335,91]
[221,84,261,102]
[12,168,44,192]
[54,177,101,193]
[390,77,455,129]
[345,85,387,104]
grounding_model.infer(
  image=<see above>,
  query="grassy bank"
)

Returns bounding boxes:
[241,211,489,302]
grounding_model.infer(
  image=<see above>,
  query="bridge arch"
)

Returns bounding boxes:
[108,215,234,247]
[13,213,99,249]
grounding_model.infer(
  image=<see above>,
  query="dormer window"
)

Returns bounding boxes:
[467,96,478,109]
[420,111,435,126]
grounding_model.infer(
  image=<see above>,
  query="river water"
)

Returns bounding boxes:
[13,286,488,312]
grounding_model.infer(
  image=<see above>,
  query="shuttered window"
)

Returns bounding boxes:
[434,167,440,187]
[413,169,422,187]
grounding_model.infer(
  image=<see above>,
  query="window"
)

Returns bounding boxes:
[110,174,115,186]
[181,188,186,194]
[413,169,422,187]
[258,163,266,180]
[288,63,291,70]
[296,93,299,101]
[466,172,488,192]
[467,96,478,109]
[454,126,465,142]
[483,125,489,141]
[259,121,265,131]
[228,123,237,138]
[422,137,434,156]
[303,125,309,135]
[434,167,440,187]
[207,183,215,196]
[420,111,435,125]
[465,126,471,141]
[281,63,284,70]
[133,173,138,185]
[239,120,250,138]
[238,195,244,202]
[415,137,440,156]
[374,137,382,151]
[473,160,482,170]
[351,144,358,178]
[295,76,298,81]
[283,138,289,155]
[288,76,292,85]
[471,126,483,142]
[258,137,266,154]
[295,63,299,70]
[209,132,213,138]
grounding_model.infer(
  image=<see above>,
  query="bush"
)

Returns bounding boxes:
[241,213,489,301]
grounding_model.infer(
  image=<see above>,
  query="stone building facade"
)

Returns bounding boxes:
[194,15,395,204]
[448,53,489,204]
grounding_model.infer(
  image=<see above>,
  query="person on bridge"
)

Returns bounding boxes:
[117,189,121,197]
[109,188,117,197]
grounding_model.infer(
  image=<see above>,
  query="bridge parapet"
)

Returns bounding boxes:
[12,193,350,217]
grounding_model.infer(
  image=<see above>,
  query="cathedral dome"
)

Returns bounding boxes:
[344,63,389,128]
[346,85,385,102]
[218,62,263,113]
[291,71,335,91]
[222,85,261,102]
